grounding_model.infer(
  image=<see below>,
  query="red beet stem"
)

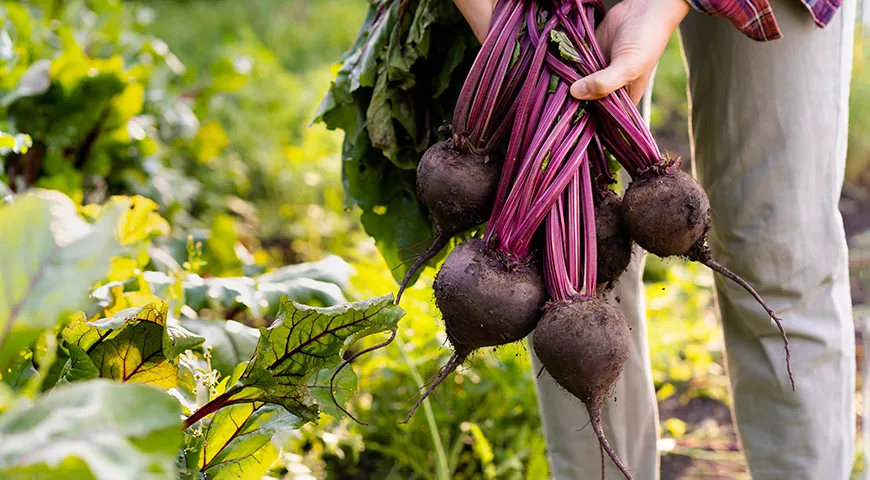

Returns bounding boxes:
[579,154,597,295]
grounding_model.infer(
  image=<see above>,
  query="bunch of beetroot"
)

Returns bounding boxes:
[396,1,794,478]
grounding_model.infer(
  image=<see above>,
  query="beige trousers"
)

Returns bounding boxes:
[529,0,857,478]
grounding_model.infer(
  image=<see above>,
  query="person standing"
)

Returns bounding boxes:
[453,0,857,478]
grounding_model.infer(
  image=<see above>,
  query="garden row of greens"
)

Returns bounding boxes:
[0,1,404,478]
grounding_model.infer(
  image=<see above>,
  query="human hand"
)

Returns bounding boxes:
[452,0,498,42]
[570,0,690,104]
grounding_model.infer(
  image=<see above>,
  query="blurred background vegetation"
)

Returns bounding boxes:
[1,0,868,478]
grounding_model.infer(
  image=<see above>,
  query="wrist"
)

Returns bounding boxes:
[453,0,495,42]
[623,0,690,31]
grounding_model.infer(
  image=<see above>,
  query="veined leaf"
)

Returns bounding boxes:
[196,404,303,479]
[0,190,126,369]
[60,303,204,388]
[0,380,182,480]
[184,294,403,439]
[233,294,403,421]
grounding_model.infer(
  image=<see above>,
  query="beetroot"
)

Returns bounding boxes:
[533,297,633,479]
[395,140,501,302]
[400,238,548,423]
[595,188,633,288]
[620,165,793,388]
[622,168,709,257]
[539,8,795,390]
[402,9,595,423]
[395,0,536,302]
[435,239,546,353]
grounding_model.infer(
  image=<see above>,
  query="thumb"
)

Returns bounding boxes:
[569,55,636,101]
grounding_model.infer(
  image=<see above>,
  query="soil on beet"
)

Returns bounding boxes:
[622,170,711,258]
[595,189,633,287]
[433,238,547,356]
[532,297,630,404]
[416,139,501,236]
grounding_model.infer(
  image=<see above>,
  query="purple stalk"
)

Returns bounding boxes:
[510,127,593,258]
[494,94,577,246]
[510,90,579,227]
[589,134,615,185]
[486,13,561,243]
[466,2,526,144]
[579,154,597,296]
[451,0,516,149]
[544,51,653,176]
[567,171,581,289]
[544,195,574,301]
[519,71,553,155]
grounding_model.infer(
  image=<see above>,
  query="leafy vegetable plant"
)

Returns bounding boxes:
[0,188,406,480]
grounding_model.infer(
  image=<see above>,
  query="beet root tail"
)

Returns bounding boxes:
[701,257,795,391]
[401,351,467,424]
[588,405,633,480]
[330,329,397,426]
[396,231,450,304]
[599,443,606,480]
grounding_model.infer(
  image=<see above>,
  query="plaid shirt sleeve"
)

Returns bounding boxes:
[683,0,843,42]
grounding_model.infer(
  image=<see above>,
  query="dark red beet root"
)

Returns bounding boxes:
[533,297,633,480]
[434,238,547,354]
[417,140,501,236]
[621,168,795,390]
[400,238,547,423]
[395,140,501,302]
[621,169,710,258]
[595,189,633,289]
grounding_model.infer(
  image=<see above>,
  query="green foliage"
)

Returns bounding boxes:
[315,0,479,285]
[847,28,870,184]
[187,404,304,479]
[0,189,125,369]
[0,185,406,479]
[0,380,183,479]
[5,0,865,478]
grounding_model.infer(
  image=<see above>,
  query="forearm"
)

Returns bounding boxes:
[452,0,495,42]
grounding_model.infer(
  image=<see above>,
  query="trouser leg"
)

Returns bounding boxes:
[679,1,857,478]
[529,31,661,479]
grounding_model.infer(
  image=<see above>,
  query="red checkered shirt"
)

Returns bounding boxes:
[686,0,842,41]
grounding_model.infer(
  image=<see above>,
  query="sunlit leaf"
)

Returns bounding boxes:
[0,190,125,369]
[308,365,357,420]
[196,404,303,479]
[60,303,203,388]
[0,380,182,479]
[184,294,403,444]
[230,294,403,422]
[114,195,170,245]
